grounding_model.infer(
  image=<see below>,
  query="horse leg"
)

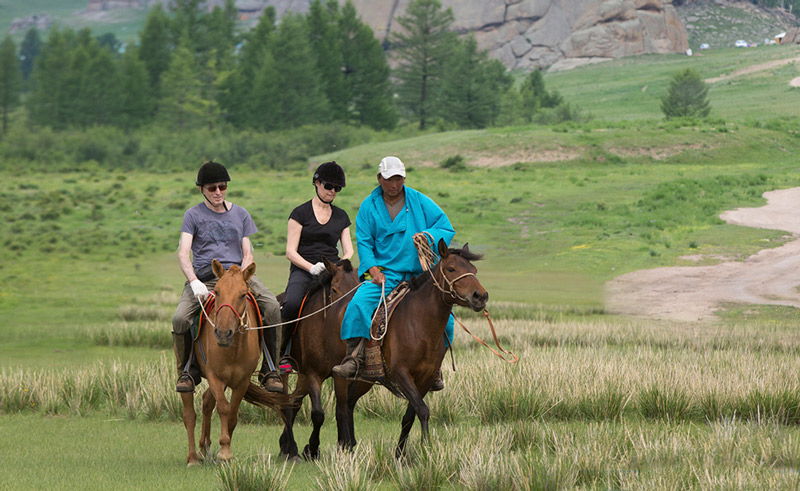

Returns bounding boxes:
[199,388,215,458]
[180,392,200,466]
[279,375,307,459]
[397,402,417,459]
[336,380,371,450]
[302,376,324,460]
[225,384,249,446]
[394,372,430,458]
[205,376,234,461]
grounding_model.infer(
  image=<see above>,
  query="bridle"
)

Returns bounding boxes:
[434,268,477,304]
[413,232,477,304]
[198,292,252,334]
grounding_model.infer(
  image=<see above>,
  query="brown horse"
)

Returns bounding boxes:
[277,257,360,459]
[338,240,488,457]
[179,259,288,465]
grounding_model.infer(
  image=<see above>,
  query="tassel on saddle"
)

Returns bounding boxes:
[362,282,411,381]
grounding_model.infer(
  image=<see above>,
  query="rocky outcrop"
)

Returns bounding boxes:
[9,13,53,34]
[81,0,689,70]
[345,0,689,71]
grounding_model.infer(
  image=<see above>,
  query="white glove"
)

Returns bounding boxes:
[309,262,326,276]
[190,279,210,301]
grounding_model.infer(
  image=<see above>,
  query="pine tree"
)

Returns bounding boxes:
[80,37,121,126]
[218,7,276,128]
[520,69,562,122]
[118,48,154,129]
[0,36,22,132]
[661,68,711,119]
[19,28,42,83]
[391,0,456,129]
[204,0,238,71]
[338,1,397,129]
[438,36,510,128]
[158,36,204,130]
[270,14,330,129]
[139,4,172,98]
[308,0,348,119]
[28,27,76,128]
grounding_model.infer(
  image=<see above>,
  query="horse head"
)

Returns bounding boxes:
[323,257,359,301]
[211,259,256,347]
[436,239,489,311]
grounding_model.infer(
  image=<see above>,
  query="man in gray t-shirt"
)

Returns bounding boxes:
[172,161,282,394]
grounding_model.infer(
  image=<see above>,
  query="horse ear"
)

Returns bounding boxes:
[437,238,449,258]
[212,259,225,278]
[323,256,336,274]
[463,243,470,254]
[243,262,256,282]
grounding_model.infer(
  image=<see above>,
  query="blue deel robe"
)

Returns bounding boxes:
[341,185,456,343]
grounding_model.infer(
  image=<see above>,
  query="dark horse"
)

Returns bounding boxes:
[339,240,488,457]
[277,257,360,459]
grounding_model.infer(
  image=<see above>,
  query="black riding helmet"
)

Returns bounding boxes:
[312,161,346,188]
[196,160,231,186]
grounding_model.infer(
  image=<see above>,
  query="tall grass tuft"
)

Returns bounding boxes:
[216,450,294,491]
[314,448,377,491]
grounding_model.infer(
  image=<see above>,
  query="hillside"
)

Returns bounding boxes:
[677,0,799,49]
[4,1,797,69]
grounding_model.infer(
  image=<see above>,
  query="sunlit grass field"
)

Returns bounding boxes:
[4,44,800,488]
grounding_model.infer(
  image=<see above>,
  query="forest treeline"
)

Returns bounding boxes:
[0,0,582,172]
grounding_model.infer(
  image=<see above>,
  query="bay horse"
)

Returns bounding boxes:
[179,259,288,465]
[338,240,488,457]
[277,257,359,460]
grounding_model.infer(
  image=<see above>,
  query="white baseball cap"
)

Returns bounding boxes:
[378,156,406,179]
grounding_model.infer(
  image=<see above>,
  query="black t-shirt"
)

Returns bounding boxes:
[289,200,351,267]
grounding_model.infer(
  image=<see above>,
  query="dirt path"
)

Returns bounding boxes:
[704,55,800,84]
[606,187,800,321]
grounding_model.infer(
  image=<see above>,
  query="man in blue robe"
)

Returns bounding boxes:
[332,156,455,389]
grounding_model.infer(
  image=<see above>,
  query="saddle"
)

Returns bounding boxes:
[362,282,411,380]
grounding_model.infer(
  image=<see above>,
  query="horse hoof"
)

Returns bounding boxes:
[217,449,233,461]
[302,446,319,460]
[187,460,200,467]
[287,455,302,464]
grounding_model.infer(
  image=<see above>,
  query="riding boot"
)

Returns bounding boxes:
[173,332,198,393]
[430,369,445,392]
[258,328,283,393]
[331,338,366,379]
[278,323,294,374]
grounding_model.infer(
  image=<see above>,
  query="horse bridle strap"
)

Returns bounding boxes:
[198,292,253,334]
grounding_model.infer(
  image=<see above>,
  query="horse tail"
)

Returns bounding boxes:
[243,382,300,421]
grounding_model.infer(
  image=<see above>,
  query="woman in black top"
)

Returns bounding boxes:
[260,161,353,383]
[283,161,353,320]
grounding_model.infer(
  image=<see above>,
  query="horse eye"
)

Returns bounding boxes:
[447,267,456,272]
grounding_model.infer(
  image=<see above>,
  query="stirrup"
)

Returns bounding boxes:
[176,372,196,393]
[259,371,284,393]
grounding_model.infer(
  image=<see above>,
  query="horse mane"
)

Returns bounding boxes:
[408,247,483,291]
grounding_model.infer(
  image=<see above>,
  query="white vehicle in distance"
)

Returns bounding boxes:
[735,40,750,48]
[699,43,710,50]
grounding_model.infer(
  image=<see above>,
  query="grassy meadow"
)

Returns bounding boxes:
[3,46,800,488]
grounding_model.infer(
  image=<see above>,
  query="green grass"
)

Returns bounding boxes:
[4,36,800,490]
[545,45,800,121]
[1,0,149,44]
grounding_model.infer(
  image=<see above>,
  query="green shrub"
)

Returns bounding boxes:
[661,68,711,119]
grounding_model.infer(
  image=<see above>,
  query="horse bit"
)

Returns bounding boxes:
[198,292,251,334]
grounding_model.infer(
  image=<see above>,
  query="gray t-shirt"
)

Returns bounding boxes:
[180,203,257,274]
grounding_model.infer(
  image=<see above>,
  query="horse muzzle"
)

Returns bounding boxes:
[214,328,235,347]
[468,290,488,311]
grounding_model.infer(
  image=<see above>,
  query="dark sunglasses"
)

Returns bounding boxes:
[205,183,227,192]
[322,182,342,192]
